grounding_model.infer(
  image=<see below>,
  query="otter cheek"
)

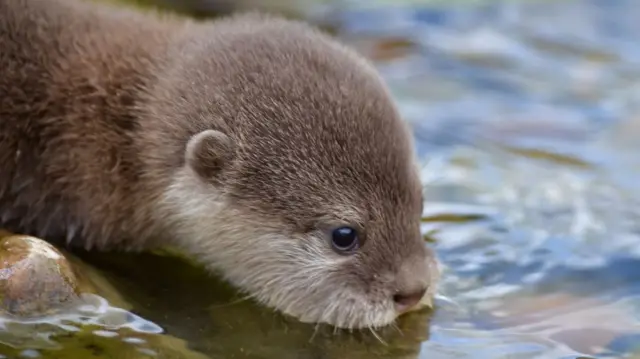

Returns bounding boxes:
[248,236,344,325]
[293,260,373,328]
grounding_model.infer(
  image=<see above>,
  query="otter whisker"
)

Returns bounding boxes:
[368,326,387,346]
[390,321,403,335]
[308,323,322,343]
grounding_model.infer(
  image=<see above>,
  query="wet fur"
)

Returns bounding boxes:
[0,0,439,328]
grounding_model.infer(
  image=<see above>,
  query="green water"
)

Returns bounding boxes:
[3,0,640,358]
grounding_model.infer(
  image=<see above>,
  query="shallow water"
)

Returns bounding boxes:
[3,0,640,358]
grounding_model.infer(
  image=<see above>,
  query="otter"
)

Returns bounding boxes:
[0,0,439,329]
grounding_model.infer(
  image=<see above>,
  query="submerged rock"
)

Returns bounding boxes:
[0,230,81,317]
[0,235,210,358]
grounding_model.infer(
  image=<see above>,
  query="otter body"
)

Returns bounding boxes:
[0,0,175,250]
[0,0,439,329]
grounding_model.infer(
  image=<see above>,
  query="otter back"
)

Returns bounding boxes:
[0,0,179,249]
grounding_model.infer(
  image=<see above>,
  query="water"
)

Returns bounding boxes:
[3,0,640,358]
[355,0,640,356]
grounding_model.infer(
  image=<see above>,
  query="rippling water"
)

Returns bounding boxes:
[3,0,640,358]
[340,0,640,357]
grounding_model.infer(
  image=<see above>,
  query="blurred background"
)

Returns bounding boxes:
[4,0,640,358]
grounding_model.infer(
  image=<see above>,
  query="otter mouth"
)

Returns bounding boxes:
[279,290,435,330]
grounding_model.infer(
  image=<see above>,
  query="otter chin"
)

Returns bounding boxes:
[0,0,440,329]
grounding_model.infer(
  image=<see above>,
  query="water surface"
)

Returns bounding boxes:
[2,0,640,358]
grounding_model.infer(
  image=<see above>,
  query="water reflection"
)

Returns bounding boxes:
[75,251,435,359]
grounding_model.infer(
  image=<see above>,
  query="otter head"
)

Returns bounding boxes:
[153,14,440,329]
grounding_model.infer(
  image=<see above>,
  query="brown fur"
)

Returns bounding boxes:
[0,0,439,328]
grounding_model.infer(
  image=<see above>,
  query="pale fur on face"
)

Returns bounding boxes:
[158,167,439,329]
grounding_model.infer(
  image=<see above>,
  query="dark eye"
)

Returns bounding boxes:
[331,226,359,254]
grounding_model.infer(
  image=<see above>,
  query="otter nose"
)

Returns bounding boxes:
[393,287,427,313]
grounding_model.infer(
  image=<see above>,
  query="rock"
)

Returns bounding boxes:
[0,230,81,318]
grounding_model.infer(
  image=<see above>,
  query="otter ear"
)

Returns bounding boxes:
[185,130,235,182]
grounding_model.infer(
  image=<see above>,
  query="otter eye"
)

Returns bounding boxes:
[331,226,359,254]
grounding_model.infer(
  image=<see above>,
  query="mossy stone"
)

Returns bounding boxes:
[0,230,81,318]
